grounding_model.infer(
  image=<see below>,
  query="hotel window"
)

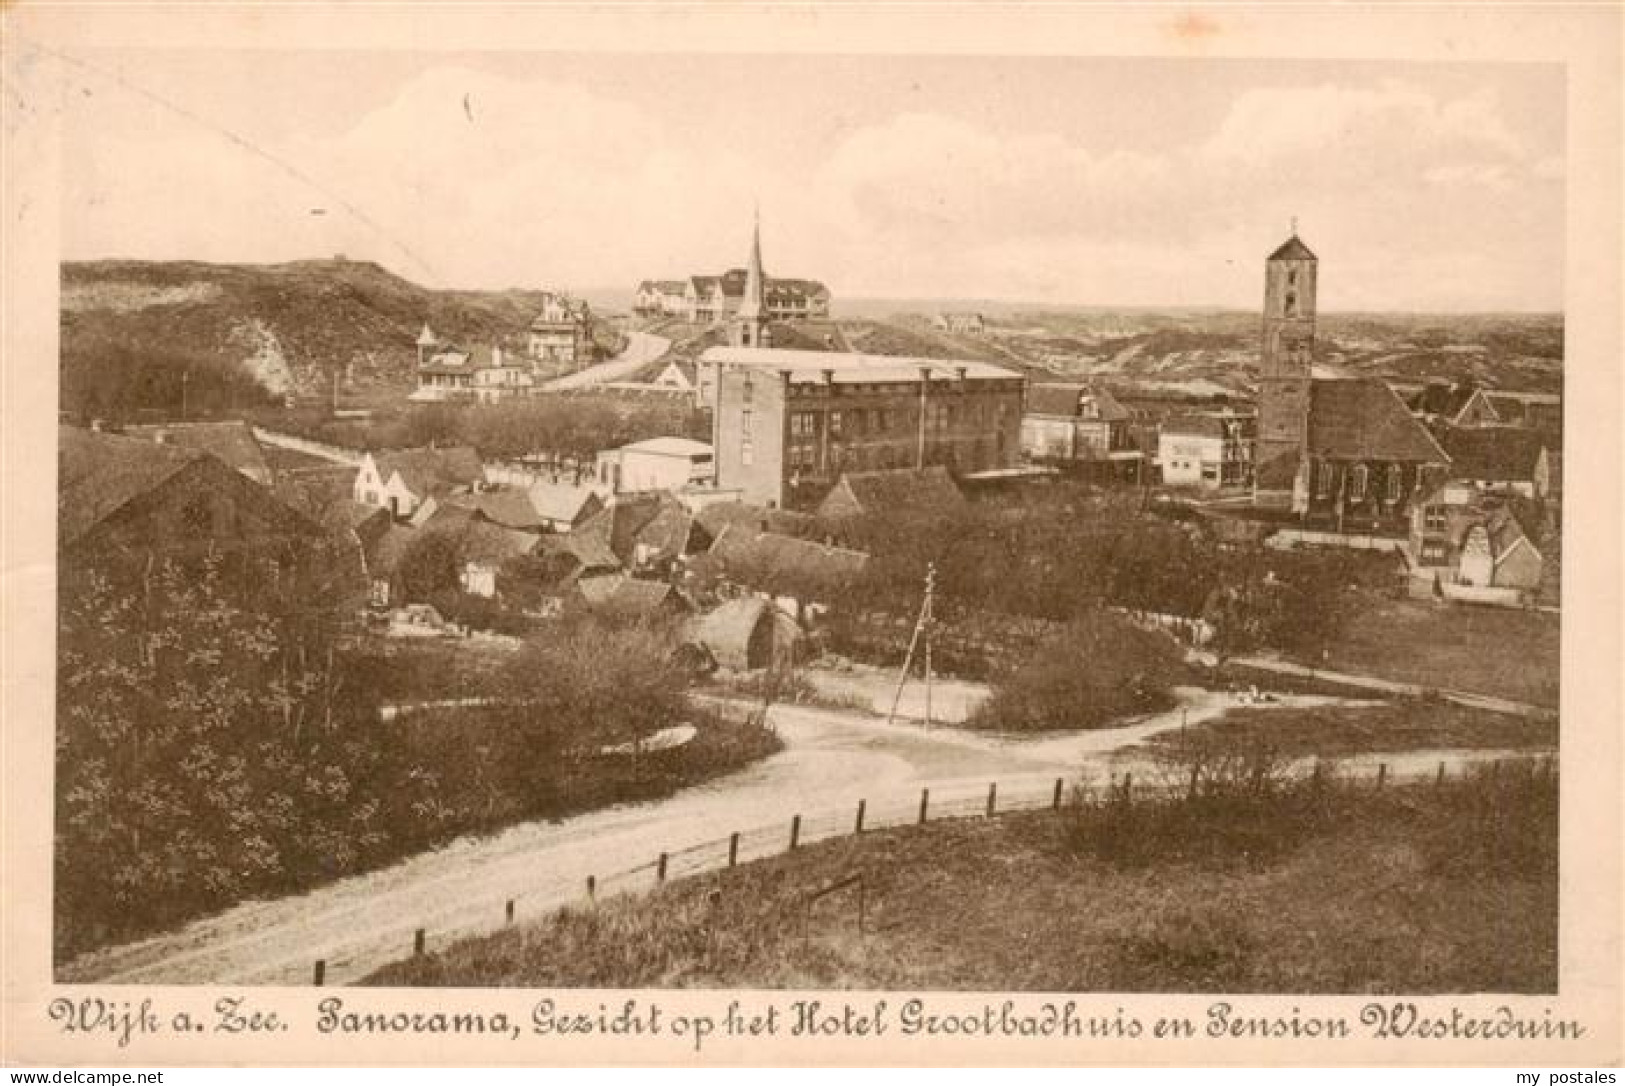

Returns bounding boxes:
[1386,465,1403,502]
[1424,506,1447,532]
[829,411,843,436]
[742,377,754,404]
[790,412,816,438]
[1316,462,1334,497]
[1349,464,1368,501]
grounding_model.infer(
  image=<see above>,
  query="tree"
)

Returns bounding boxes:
[393,529,463,602]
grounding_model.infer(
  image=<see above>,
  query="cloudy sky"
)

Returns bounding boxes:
[58,51,1564,311]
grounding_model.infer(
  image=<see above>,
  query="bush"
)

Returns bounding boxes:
[967,610,1183,732]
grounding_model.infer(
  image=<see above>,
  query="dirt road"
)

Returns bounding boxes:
[538,331,671,391]
[59,689,1529,987]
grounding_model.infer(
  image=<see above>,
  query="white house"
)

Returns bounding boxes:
[596,437,714,495]
[353,446,486,520]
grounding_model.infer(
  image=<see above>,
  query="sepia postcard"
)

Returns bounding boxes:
[2,1,1620,1068]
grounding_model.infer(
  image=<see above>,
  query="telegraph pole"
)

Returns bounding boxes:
[887,562,937,728]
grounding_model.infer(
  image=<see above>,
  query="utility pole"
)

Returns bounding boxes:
[180,369,189,420]
[887,562,937,728]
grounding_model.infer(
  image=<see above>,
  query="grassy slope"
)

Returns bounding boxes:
[1142,700,1558,759]
[1315,595,1561,708]
[366,769,1557,993]
[60,259,616,409]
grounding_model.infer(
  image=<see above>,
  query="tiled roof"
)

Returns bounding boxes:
[445,489,547,531]
[1162,415,1228,440]
[693,501,820,540]
[707,525,870,592]
[574,494,697,568]
[575,574,680,616]
[373,446,484,499]
[59,427,206,547]
[122,421,269,479]
[526,480,600,525]
[821,466,965,518]
[1307,378,1450,464]
[1439,426,1548,482]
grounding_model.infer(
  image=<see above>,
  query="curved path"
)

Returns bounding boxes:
[58,689,1532,987]
[539,330,671,391]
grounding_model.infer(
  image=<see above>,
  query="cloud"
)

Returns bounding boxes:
[60,63,1562,310]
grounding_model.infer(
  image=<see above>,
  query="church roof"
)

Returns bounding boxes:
[1307,378,1450,464]
[1268,235,1317,262]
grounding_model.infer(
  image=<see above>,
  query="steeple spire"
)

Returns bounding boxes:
[737,206,766,321]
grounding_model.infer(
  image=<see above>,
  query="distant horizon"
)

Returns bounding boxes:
[61,254,1565,319]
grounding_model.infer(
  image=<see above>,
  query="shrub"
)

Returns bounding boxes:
[967,610,1183,732]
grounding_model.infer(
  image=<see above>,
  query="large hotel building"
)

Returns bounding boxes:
[703,346,1026,509]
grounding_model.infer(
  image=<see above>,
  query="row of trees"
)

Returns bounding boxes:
[260,395,710,463]
[715,484,1389,660]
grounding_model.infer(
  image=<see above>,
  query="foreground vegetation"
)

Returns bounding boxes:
[54,562,776,962]
[367,759,1557,992]
[1143,700,1559,759]
[1316,594,1561,708]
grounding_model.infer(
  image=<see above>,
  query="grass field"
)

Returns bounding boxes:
[1142,700,1558,759]
[366,763,1557,993]
[1316,594,1560,708]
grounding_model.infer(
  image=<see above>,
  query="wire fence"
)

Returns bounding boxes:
[318,750,1557,986]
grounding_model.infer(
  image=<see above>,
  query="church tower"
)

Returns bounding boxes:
[730,211,770,348]
[1255,225,1317,481]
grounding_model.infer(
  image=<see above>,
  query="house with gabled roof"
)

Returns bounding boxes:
[816,465,966,520]
[1408,485,1545,602]
[58,426,333,588]
[353,445,485,520]
[1020,383,1143,481]
[1436,426,1553,500]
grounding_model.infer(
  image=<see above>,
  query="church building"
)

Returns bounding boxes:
[1251,229,1450,534]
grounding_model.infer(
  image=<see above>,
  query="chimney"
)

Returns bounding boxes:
[823,369,835,387]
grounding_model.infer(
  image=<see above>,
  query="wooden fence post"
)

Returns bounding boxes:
[986,782,998,817]
[790,814,802,851]
[1436,761,1446,788]
[1188,763,1202,802]
[313,960,326,987]
[1122,773,1133,804]
[728,832,740,868]
[414,928,426,957]
[855,799,866,835]
[1053,778,1064,809]
[918,788,930,824]
[1375,763,1388,791]
[505,899,515,925]
[657,852,669,882]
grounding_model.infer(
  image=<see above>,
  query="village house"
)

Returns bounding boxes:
[933,312,986,335]
[1158,409,1256,490]
[411,344,532,404]
[595,436,715,495]
[353,445,485,520]
[1407,482,1545,604]
[1453,387,1563,434]
[121,420,274,486]
[696,525,870,618]
[1436,426,1554,500]
[649,358,717,408]
[59,426,326,570]
[816,465,966,520]
[634,280,690,318]
[573,574,689,621]
[527,292,594,369]
[571,492,708,577]
[704,346,1025,510]
[1250,231,1451,534]
[1021,383,1144,482]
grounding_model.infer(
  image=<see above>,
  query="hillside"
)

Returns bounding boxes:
[954,309,1564,396]
[59,259,620,418]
